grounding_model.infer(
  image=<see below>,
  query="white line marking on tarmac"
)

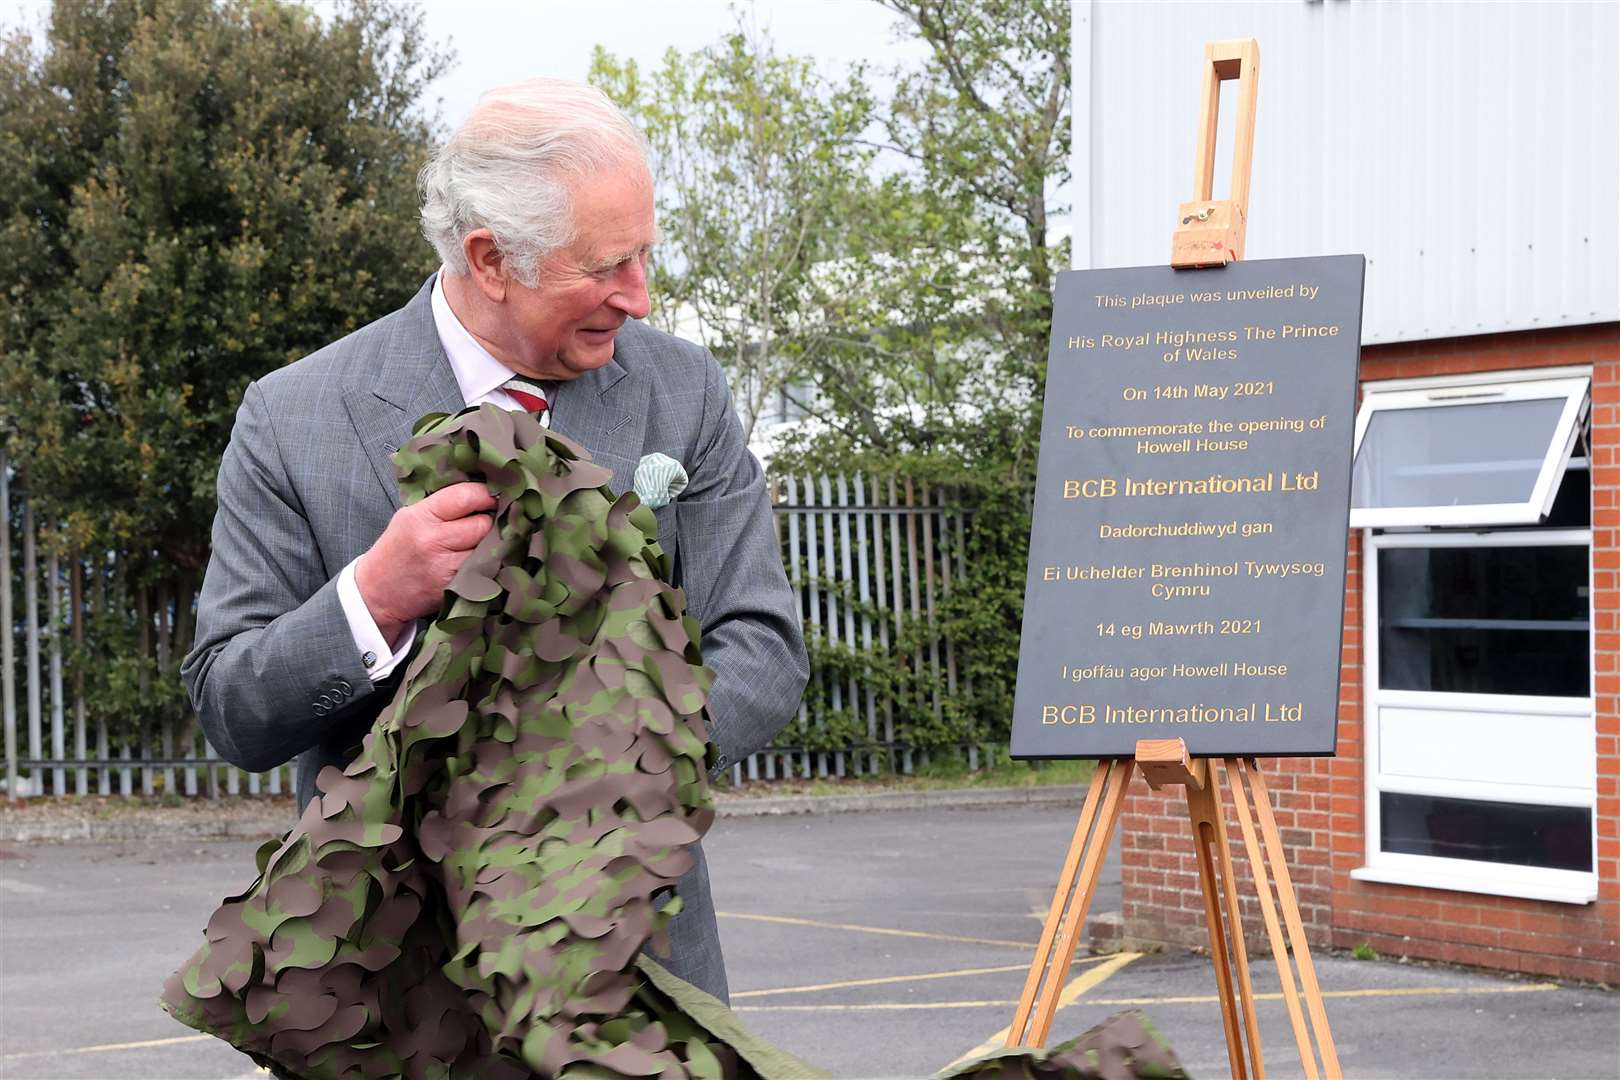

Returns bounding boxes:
[731,978,1565,1019]
[733,963,1038,999]
[0,978,1560,1065]
[716,911,1033,949]
[1081,981,1563,1007]
[0,1034,211,1061]
[736,1000,1025,1012]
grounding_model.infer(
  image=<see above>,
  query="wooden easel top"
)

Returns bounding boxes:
[1171,38,1260,268]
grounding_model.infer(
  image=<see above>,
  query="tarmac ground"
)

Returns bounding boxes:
[1,804,1615,1079]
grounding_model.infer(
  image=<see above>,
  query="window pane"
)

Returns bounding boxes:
[1542,464,1590,529]
[1380,792,1592,872]
[1378,546,1589,696]
[1352,398,1567,510]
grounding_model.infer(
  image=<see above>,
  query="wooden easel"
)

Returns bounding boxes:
[1170,38,1260,269]
[1005,41,1342,1079]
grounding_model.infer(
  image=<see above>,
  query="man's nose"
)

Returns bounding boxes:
[608,259,651,320]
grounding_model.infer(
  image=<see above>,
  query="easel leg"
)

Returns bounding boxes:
[1224,756,1320,1078]
[1243,758,1343,1078]
[1006,757,1134,1048]
[1185,759,1264,1079]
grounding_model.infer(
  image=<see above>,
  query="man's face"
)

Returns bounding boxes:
[503,163,655,380]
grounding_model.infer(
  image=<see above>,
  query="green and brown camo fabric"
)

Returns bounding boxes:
[162,404,1186,1080]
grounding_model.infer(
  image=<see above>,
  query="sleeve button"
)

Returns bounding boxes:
[362,651,377,669]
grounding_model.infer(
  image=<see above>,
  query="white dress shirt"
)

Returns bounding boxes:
[335,271,547,681]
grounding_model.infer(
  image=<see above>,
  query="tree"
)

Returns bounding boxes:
[774,0,1072,749]
[591,29,878,445]
[594,25,1018,460]
[880,0,1071,415]
[593,6,1074,756]
[0,0,446,756]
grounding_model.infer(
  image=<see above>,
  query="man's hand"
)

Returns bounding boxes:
[354,482,497,647]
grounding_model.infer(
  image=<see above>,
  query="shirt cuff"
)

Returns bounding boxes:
[336,559,416,682]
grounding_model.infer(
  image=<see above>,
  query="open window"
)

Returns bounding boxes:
[1349,375,1589,528]
[1352,369,1596,905]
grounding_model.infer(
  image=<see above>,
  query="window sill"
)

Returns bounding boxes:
[1351,864,1596,905]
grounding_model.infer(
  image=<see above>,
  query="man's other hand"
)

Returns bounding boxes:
[354,482,497,647]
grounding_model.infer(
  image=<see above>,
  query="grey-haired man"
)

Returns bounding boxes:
[182,78,809,1002]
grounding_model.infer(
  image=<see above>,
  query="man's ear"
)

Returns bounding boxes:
[462,229,507,303]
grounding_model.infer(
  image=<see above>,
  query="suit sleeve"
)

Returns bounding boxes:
[676,355,810,775]
[180,382,388,772]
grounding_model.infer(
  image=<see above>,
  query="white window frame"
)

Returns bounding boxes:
[1349,374,1590,529]
[1355,523,1597,905]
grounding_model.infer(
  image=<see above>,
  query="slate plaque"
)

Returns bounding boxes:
[1011,255,1366,759]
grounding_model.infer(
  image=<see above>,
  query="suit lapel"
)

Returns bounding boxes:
[550,352,647,496]
[343,278,466,511]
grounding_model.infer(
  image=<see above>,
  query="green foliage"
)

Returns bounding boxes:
[594,24,1026,459]
[0,0,446,741]
[598,4,1070,759]
[1352,942,1378,961]
[592,30,879,445]
[881,0,1071,413]
[785,1,1070,755]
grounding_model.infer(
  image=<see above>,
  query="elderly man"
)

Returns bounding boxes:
[181,79,808,1002]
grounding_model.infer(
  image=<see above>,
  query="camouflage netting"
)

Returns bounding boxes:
[946,1012,1187,1080]
[163,404,1187,1080]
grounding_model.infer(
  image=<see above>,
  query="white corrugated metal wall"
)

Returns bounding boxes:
[1072,0,1619,345]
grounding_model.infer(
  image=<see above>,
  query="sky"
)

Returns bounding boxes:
[413,0,928,128]
[6,0,927,128]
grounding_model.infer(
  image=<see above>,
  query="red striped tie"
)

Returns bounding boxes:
[502,375,548,415]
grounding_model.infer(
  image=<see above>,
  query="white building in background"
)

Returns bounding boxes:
[1071,1,1617,339]
[1068,1,1620,983]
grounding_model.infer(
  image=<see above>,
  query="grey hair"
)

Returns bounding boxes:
[419,78,649,287]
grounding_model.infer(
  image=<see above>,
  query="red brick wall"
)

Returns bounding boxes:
[1116,323,1620,984]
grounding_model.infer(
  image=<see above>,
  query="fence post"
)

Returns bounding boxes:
[801,475,822,781]
[867,475,893,774]
[156,582,175,795]
[71,558,87,794]
[902,478,924,772]
[954,487,974,756]
[48,547,64,795]
[920,482,943,731]
[204,740,220,800]
[835,474,856,779]
[0,451,16,800]
[22,483,41,796]
[136,587,152,795]
[818,474,839,779]
[852,475,876,774]
[886,477,905,772]
[94,557,111,795]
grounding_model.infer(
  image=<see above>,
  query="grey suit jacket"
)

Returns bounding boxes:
[181,277,809,1000]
